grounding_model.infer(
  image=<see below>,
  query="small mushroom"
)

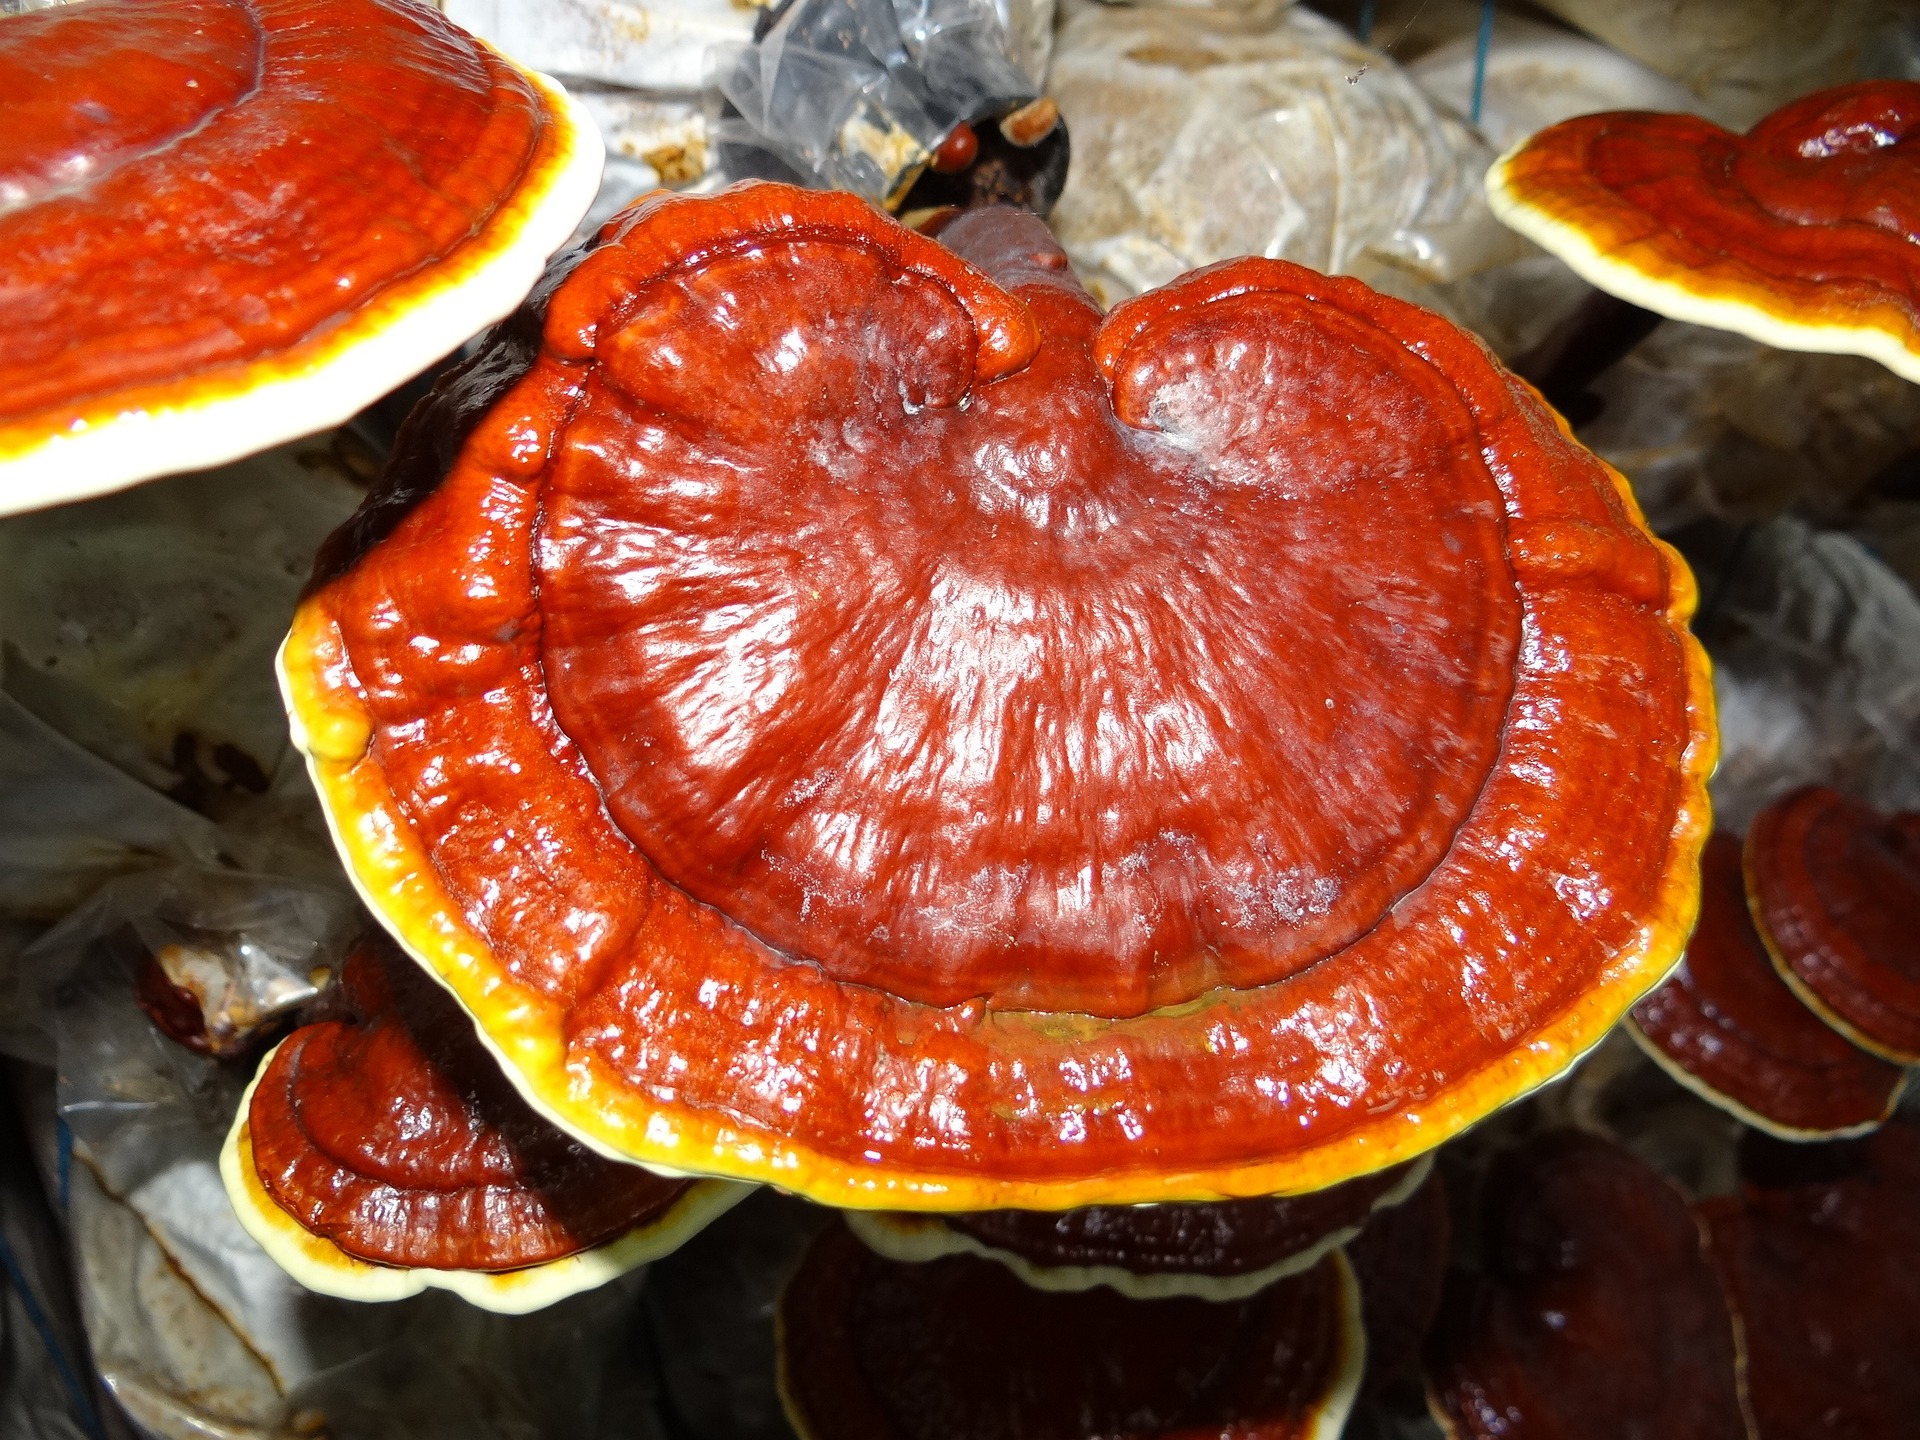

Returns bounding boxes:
[776,1221,1364,1440]
[1628,830,1907,1139]
[0,0,602,515]
[282,183,1712,1207]
[221,936,747,1313]
[1487,82,1920,383]
[1423,1130,1748,1440]
[1700,1122,1920,1440]
[846,1158,1431,1301]
[1745,786,1920,1063]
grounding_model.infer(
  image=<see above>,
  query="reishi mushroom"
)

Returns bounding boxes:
[281,182,1713,1207]
[1486,81,1920,383]
[1700,1123,1920,1440]
[845,1157,1431,1301]
[0,0,601,516]
[1627,830,1907,1140]
[221,935,747,1312]
[1745,786,1920,1064]
[776,1221,1364,1440]
[1423,1129,1749,1440]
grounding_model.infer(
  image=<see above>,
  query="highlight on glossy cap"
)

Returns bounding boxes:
[846,1156,1432,1302]
[221,937,749,1313]
[0,0,603,517]
[281,181,1714,1210]
[1628,831,1907,1141]
[1744,786,1920,1065]
[776,1221,1365,1440]
[1487,82,1920,383]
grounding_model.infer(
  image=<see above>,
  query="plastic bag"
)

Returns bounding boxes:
[1045,0,1516,306]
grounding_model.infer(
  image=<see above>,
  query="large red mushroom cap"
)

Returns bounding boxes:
[282,182,1713,1208]
[221,935,747,1312]
[0,0,602,516]
[776,1221,1365,1440]
[1700,1123,1920,1440]
[1423,1130,1748,1440]
[1629,830,1907,1139]
[1745,786,1920,1064]
[846,1159,1431,1301]
[1487,82,1920,382]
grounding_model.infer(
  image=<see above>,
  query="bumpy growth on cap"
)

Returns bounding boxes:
[0,0,601,515]
[222,937,746,1312]
[282,181,1713,1208]
[1487,82,1920,382]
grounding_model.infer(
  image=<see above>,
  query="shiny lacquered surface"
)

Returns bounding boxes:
[283,182,1713,1206]
[1702,1124,1920,1440]
[1424,1131,1747,1440]
[777,1222,1359,1440]
[1488,83,1920,381]
[1631,831,1905,1137]
[943,1162,1422,1277]
[1746,787,1920,1063]
[249,938,692,1270]
[0,0,595,511]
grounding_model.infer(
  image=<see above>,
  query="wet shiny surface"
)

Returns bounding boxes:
[778,1221,1349,1440]
[287,182,1710,1203]
[1746,787,1920,1062]
[1424,1131,1747,1440]
[945,1162,1419,1277]
[1702,1124,1920,1440]
[249,938,690,1270]
[1496,82,1920,346]
[0,0,548,454]
[1632,831,1904,1135]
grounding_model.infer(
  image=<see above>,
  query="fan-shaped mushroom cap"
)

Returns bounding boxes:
[776,1221,1364,1440]
[1487,82,1920,383]
[1745,786,1920,1063]
[1423,1130,1747,1440]
[282,183,1713,1208]
[1701,1123,1920,1440]
[1629,831,1906,1139]
[0,0,602,517]
[846,1157,1430,1302]
[221,937,747,1313]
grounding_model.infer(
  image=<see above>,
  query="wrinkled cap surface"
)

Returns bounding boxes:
[1745,786,1920,1063]
[284,182,1712,1207]
[777,1221,1362,1440]
[1487,81,1920,382]
[1424,1130,1748,1440]
[222,936,744,1309]
[0,0,601,515]
[1630,830,1906,1138]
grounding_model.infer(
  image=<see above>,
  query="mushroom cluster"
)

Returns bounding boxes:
[1627,788,1916,1141]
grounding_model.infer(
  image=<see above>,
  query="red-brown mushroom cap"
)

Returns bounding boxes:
[1423,1130,1748,1440]
[1628,831,1907,1139]
[0,0,602,516]
[846,1158,1430,1301]
[282,182,1713,1208]
[1744,786,1920,1063]
[220,936,747,1312]
[776,1221,1364,1440]
[1700,1123,1920,1440]
[1487,82,1920,382]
